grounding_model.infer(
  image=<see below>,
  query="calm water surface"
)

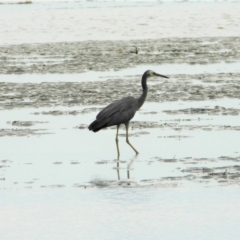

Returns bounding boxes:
[0,187,240,239]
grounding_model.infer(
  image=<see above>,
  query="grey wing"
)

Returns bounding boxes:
[97,96,138,124]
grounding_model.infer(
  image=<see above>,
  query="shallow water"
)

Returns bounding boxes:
[1,99,240,239]
[1,1,240,239]
[1,2,240,44]
[1,99,240,190]
[1,61,240,82]
[0,187,240,240]
[2,65,240,238]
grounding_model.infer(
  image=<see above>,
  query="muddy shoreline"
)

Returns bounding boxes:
[1,37,240,74]
[1,71,240,109]
[1,3,240,239]
[1,37,240,110]
[1,37,240,188]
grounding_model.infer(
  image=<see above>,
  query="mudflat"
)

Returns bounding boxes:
[1,2,240,239]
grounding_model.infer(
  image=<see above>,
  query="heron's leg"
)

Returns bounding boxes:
[115,125,120,158]
[125,122,139,155]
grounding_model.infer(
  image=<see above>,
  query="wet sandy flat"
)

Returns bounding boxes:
[1,38,240,238]
[1,1,240,239]
[1,36,240,189]
[1,37,240,74]
[1,2,240,44]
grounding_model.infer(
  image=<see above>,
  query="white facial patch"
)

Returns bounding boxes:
[149,70,154,77]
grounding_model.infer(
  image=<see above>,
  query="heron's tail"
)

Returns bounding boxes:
[88,119,108,132]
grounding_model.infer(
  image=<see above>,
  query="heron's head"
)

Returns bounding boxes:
[144,70,169,79]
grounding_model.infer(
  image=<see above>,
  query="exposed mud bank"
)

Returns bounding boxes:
[0,128,51,137]
[88,156,240,188]
[1,37,240,74]
[1,37,240,189]
[0,72,240,110]
[163,106,240,116]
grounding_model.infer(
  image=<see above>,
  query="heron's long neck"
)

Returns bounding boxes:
[137,75,148,110]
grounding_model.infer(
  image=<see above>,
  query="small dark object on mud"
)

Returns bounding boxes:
[88,70,169,157]
[130,46,139,54]
[17,1,32,4]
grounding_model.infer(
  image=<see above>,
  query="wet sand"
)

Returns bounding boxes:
[1,2,240,239]
[1,3,240,44]
[1,37,240,74]
[1,34,240,187]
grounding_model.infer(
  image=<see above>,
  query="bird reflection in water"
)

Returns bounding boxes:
[116,155,138,186]
[90,156,138,188]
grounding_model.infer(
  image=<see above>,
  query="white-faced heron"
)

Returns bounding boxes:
[88,70,169,157]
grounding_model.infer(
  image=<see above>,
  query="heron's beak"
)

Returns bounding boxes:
[154,73,169,79]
